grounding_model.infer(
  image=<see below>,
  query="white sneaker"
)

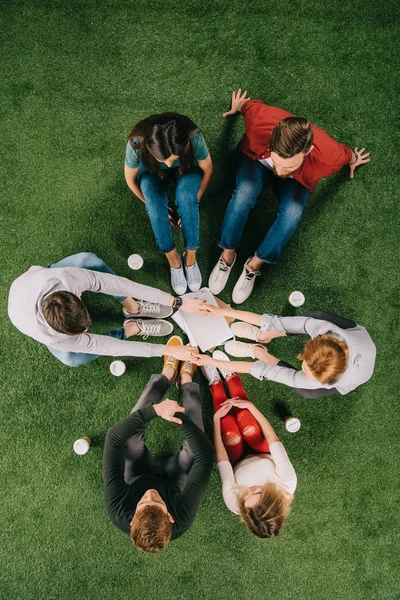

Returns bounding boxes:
[200,364,221,386]
[232,258,261,304]
[224,340,266,359]
[212,350,235,380]
[170,255,187,295]
[183,254,202,292]
[231,321,261,342]
[208,252,236,295]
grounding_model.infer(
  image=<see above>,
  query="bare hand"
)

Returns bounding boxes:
[222,88,250,118]
[154,399,185,424]
[350,147,370,179]
[180,297,207,314]
[214,401,232,420]
[165,344,199,361]
[198,304,225,317]
[229,397,254,410]
[192,353,214,366]
[168,207,182,228]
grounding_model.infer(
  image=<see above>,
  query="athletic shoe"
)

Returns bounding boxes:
[231,321,261,342]
[122,300,173,320]
[232,258,261,304]
[208,252,236,295]
[200,364,221,386]
[170,255,187,295]
[224,340,266,359]
[212,350,235,380]
[123,318,173,340]
[177,345,198,387]
[163,335,183,384]
[183,255,202,292]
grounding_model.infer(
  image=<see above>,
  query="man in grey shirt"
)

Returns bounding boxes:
[8,252,203,367]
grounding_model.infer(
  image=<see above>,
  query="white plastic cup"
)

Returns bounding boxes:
[285,416,301,433]
[289,291,305,307]
[128,254,144,270]
[73,436,91,455]
[110,360,126,376]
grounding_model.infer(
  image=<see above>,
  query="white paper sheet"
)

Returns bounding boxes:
[171,288,233,352]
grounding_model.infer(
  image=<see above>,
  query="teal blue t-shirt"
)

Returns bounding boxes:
[124,130,209,169]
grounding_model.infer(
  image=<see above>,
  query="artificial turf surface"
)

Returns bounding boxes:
[1,0,399,599]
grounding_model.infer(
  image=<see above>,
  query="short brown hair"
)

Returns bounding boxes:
[270,117,313,158]
[130,506,172,553]
[298,334,348,384]
[41,291,91,335]
[238,483,292,538]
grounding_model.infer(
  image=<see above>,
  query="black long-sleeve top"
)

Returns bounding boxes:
[103,404,215,540]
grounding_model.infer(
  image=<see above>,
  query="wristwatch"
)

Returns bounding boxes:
[172,296,183,309]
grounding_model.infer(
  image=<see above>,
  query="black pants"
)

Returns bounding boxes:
[124,374,204,490]
[279,310,356,399]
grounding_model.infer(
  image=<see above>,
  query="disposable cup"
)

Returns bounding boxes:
[285,416,301,433]
[110,360,126,376]
[128,254,144,270]
[289,291,305,307]
[73,436,91,455]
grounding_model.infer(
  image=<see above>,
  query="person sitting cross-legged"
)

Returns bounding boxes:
[103,336,215,553]
[197,305,376,397]
[200,356,296,538]
[8,252,204,367]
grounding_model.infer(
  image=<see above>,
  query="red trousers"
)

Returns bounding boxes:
[210,375,269,464]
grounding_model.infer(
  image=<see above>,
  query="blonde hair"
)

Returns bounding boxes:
[130,506,172,553]
[237,483,293,538]
[298,334,348,384]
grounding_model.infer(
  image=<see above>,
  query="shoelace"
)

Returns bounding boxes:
[215,258,229,281]
[138,300,160,315]
[138,321,162,340]
[239,268,260,291]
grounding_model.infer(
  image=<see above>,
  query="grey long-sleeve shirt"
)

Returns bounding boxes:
[8,266,171,357]
[250,315,376,395]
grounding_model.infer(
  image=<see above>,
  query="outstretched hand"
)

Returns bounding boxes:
[350,147,370,179]
[222,88,250,117]
[154,399,185,424]
[180,297,207,314]
[165,344,199,361]
[192,353,214,366]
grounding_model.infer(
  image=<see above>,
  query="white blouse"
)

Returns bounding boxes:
[217,442,297,514]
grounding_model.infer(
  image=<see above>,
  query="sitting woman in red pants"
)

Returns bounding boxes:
[201,358,297,538]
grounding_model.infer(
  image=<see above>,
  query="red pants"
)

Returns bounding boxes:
[210,375,269,464]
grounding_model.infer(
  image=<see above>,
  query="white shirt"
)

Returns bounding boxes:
[217,442,297,514]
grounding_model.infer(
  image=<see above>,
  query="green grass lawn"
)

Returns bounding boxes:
[1,1,399,599]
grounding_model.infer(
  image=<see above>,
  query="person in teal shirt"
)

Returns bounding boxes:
[124,113,213,295]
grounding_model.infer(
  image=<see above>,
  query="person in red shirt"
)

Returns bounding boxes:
[208,89,370,304]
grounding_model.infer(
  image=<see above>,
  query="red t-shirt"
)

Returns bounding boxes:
[238,100,353,192]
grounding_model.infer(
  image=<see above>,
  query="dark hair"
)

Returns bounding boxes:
[130,505,172,553]
[41,291,91,335]
[128,112,196,178]
[270,117,314,158]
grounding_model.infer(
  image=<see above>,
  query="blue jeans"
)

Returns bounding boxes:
[138,164,202,253]
[46,252,127,367]
[219,154,310,263]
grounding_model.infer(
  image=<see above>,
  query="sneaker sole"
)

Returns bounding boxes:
[122,307,174,319]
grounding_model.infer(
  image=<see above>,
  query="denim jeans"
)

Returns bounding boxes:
[138,164,202,254]
[46,252,127,367]
[219,154,310,263]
